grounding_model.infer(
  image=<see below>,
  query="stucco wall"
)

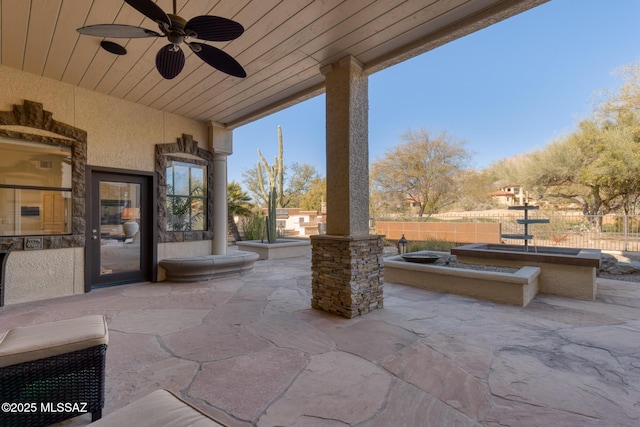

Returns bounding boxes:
[4,248,84,305]
[0,65,211,305]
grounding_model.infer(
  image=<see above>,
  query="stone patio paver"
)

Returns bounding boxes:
[258,351,392,426]
[191,347,308,422]
[380,341,491,422]
[0,252,639,426]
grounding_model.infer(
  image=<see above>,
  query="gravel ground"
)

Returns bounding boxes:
[413,254,520,274]
[598,271,640,283]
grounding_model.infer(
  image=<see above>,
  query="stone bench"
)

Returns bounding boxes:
[0,315,109,425]
[159,251,259,282]
[92,389,226,427]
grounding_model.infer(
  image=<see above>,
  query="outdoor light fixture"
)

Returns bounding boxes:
[397,234,408,254]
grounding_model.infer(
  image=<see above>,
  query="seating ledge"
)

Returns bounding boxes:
[159,251,259,282]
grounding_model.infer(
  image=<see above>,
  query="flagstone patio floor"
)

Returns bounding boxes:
[2,252,640,426]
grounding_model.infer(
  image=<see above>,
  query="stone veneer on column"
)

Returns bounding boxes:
[313,56,383,318]
[310,235,383,318]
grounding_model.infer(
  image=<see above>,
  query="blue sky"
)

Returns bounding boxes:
[229,0,640,185]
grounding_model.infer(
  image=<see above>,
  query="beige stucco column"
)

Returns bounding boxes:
[208,122,233,255]
[322,56,370,236]
[311,56,383,318]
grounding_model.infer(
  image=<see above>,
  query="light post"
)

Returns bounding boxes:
[397,234,408,254]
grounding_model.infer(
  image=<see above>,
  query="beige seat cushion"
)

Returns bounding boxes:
[0,315,108,368]
[91,390,226,427]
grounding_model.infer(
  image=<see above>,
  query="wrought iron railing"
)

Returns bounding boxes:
[376,212,640,252]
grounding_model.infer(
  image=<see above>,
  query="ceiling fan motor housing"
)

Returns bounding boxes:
[165,14,187,45]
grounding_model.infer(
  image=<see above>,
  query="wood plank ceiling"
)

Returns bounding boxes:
[0,0,547,129]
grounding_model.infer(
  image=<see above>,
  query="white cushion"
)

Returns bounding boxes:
[92,390,226,427]
[0,315,108,368]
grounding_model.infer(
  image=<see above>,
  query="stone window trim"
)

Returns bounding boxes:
[156,134,214,243]
[0,100,87,251]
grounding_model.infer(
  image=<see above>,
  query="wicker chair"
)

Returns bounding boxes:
[0,315,108,426]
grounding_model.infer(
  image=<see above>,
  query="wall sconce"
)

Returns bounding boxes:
[397,234,408,254]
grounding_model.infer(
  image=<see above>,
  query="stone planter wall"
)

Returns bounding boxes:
[452,244,600,300]
[384,252,540,307]
[236,239,311,260]
[310,235,383,318]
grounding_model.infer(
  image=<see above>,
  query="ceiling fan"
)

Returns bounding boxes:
[77,0,246,79]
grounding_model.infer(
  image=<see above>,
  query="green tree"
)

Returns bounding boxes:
[485,61,640,219]
[371,128,472,218]
[299,177,326,211]
[282,162,321,208]
[597,62,640,137]
[527,120,640,228]
[227,181,253,241]
[483,154,534,191]
[244,162,321,208]
[453,168,497,211]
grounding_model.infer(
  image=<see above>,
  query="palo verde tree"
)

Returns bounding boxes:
[299,177,326,211]
[523,61,640,223]
[527,120,640,226]
[371,128,472,218]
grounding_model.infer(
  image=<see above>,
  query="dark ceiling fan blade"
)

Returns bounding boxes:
[125,0,171,26]
[192,44,246,78]
[77,24,161,38]
[101,41,127,55]
[156,44,185,79]
[185,16,244,41]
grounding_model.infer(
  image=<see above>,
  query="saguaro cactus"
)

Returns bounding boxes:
[256,126,284,243]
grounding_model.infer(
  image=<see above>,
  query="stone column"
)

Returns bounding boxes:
[209,122,233,255]
[322,56,370,236]
[311,56,383,318]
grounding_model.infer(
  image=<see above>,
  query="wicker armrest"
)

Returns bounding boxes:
[0,315,108,426]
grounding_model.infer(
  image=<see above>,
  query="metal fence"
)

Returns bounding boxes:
[381,212,640,252]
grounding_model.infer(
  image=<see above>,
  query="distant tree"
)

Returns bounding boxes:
[299,177,326,211]
[454,169,496,211]
[596,62,640,136]
[243,161,321,208]
[242,165,269,207]
[371,129,472,218]
[527,120,640,227]
[483,154,535,191]
[282,163,321,208]
[486,60,640,219]
[227,181,253,241]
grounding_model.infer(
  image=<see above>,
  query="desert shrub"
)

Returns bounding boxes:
[241,211,266,240]
[408,239,459,253]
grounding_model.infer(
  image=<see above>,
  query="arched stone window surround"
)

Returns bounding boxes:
[0,100,87,250]
[155,134,214,243]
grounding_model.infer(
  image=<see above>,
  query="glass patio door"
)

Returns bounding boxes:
[88,171,152,287]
